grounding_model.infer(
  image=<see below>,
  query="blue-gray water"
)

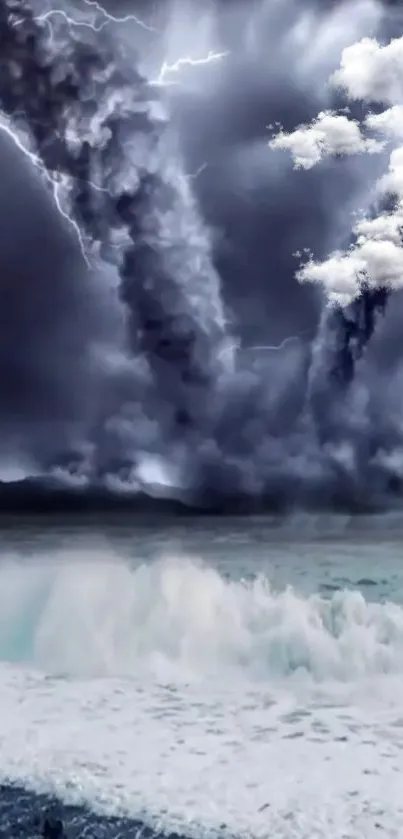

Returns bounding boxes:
[1,513,403,839]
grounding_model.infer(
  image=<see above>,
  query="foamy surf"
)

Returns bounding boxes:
[0,548,401,838]
[0,550,402,681]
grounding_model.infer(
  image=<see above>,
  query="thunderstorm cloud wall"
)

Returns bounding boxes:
[1,0,403,511]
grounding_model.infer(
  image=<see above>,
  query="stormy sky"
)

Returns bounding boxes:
[1,0,403,509]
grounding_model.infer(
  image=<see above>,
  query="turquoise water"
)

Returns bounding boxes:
[4,511,402,596]
[0,514,403,838]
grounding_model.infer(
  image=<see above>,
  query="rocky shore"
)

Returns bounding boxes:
[0,785,189,839]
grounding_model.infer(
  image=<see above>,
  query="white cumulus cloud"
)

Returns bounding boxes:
[270,29,403,306]
[269,110,384,169]
[331,37,403,105]
[366,105,403,141]
[377,146,403,198]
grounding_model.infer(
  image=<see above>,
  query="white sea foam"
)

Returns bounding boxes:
[0,549,402,837]
[0,550,403,681]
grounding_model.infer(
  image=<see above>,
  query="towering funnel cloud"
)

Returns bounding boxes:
[0,0,228,455]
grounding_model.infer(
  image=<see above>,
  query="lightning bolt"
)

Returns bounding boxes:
[79,0,157,32]
[150,50,230,87]
[218,332,312,362]
[187,162,208,180]
[246,336,307,353]
[13,0,158,32]
[0,113,90,267]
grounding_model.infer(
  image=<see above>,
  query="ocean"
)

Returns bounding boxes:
[1,514,403,839]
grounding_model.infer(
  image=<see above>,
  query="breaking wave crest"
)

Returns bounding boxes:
[1,550,402,682]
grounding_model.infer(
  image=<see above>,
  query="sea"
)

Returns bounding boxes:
[1,512,403,839]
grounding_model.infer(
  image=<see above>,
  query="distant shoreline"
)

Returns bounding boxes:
[0,477,393,517]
